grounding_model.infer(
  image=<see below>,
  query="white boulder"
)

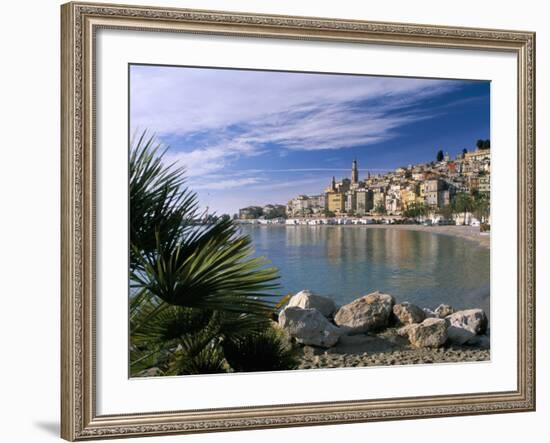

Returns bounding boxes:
[446,309,488,335]
[278,306,341,348]
[287,289,337,317]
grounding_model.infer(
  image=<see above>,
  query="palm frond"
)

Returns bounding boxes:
[128,131,291,376]
[167,342,227,376]
[222,327,299,373]
[130,132,280,315]
[130,132,199,270]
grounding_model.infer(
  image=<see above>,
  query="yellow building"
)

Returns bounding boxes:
[326,192,345,213]
[400,188,418,209]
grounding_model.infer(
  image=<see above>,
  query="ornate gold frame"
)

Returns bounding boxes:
[61,2,536,440]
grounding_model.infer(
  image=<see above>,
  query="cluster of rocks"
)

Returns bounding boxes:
[277,290,490,354]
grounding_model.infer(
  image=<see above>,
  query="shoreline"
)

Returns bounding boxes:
[243,223,490,249]
[297,327,490,370]
[356,224,490,249]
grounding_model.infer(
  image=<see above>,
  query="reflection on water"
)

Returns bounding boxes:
[240,225,490,316]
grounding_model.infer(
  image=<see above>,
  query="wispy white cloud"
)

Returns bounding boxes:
[192,177,264,190]
[131,66,462,191]
[252,177,327,191]
[236,168,392,173]
[231,105,398,152]
[131,67,453,136]
[163,139,263,177]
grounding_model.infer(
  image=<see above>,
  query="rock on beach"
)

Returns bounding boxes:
[406,318,448,348]
[435,304,454,318]
[278,306,341,348]
[446,309,488,335]
[286,289,337,317]
[279,289,489,366]
[445,308,488,345]
[446,325,476,345]
[422,308,437,318]
[393,302,426,325]
[334,291,395,334]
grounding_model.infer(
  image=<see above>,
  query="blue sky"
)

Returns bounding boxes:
[130,64,490,215]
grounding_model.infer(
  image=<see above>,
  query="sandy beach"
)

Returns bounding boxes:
[333,224,490,249]
[297,327,490,370]
[298,346,490,369]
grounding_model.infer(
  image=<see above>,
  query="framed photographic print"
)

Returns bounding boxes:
[61,1,536,440]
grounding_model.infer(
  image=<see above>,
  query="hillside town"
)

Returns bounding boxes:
[237,140,491,228]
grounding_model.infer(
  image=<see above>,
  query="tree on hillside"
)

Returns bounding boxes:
[462,148,468,158]
[436,150,444,162]
[476,139,490,150]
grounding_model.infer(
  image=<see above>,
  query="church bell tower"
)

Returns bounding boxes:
[351,159,359,184]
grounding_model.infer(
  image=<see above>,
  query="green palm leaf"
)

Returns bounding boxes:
[129,131,292,376]
[130,132,280,315]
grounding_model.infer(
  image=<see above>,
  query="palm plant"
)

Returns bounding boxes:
[402,202,427,219]
[129,132,291,376]
[130,132,279,313]
[452,192,475,225]
[222,328,299,373]
[168,341,227,375]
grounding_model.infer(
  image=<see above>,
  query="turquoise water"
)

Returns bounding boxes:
[239,225,490,315]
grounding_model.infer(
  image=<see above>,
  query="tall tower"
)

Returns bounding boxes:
[351,158,359,184]
[331,176,336,191]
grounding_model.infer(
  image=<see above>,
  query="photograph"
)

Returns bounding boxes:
[58,2,536,440]
[1,0,545,440]
[129,64,492,377]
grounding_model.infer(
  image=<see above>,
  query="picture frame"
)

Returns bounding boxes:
[60,1,536,440]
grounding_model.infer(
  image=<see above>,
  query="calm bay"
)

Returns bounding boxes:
[240,225,490,316]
